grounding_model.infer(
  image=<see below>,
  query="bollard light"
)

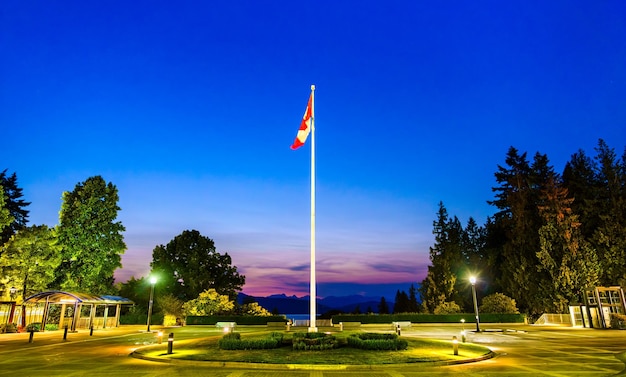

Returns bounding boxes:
[452,336,459,355]
[167,332,174,354]
[157,331,163,344]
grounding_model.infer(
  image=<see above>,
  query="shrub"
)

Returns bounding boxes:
[218,331,283,350]
[26,323,42,332]
[479,293,519,314]
[610,313,626,329]
[433,301,461,314]
[292,332,338,350]
[0,323,17,333]
[347,332,408,350]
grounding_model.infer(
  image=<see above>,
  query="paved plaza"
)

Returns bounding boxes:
[0,324,624,376]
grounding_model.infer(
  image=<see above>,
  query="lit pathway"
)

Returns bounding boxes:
[0,324,624,376]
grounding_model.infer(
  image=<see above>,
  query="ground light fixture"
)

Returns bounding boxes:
[469,276,481,332]
[147,276,157,332]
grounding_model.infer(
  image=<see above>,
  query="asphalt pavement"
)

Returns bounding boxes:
[0,324,624,376]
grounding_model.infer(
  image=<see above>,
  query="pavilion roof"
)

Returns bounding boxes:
[24,290,134,305]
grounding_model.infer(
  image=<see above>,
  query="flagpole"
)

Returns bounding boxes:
[309,84,317,332]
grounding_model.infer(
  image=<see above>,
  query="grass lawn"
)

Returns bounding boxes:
[138,327,492,365]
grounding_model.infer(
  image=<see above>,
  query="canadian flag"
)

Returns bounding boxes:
[290,93,313,150]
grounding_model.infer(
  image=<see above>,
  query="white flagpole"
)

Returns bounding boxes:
[309,84,317,332]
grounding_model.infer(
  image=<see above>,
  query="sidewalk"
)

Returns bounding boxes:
[0,325,154,351]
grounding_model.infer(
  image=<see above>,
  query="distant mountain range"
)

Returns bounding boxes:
[238,293,388,315]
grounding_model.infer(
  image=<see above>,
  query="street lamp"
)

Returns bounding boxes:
[147,276,157,332]
[469,276,480,332]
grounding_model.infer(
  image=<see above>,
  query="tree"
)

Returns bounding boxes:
[378,296,389,314]
[563,140,626,287]
[433,301,461,314]
[0,170,30,246]
[488,148,553,316]
[0,187,14,236]
[151,229,245,302]
[407,284,419,313]
[182,288,234,316]
[479,293,519,314]
[393,290,409,313]
[240,302,272,316]
[590,140,626,286]
[537,176,600,313]
[419,202,461,313]
[0,225,61,300]
[55,176,126,294]
[157,293,185,326]
[116,276,149,311]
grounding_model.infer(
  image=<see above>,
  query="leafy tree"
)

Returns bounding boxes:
[151,229,245,302]
[55,176,126,294]
[0,225,61,301]
[0,170,30,246]
[240,302,272,316]
[157,293,185,325]
[433,301,461,314]
[0,187,14,236]
[378,296,389,314]
[479,293,519,314]
[182,288,234,316]
[115,276,149,311]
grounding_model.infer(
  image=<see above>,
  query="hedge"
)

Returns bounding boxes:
[218,331,284,350]
[332,313,526,324]
[292,332,338,351]
[185,315,287,325]
[347,333,408,350]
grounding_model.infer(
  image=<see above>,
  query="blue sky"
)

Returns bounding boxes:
[2,1,625,299]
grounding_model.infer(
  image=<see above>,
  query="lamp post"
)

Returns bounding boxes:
[147,276,157,332]
[469,276,480,332]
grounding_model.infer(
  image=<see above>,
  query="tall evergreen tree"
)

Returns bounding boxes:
[0,170,30,246]
[488,148,552,316]
[55,176,126,294]
[393,290,409,313]
[408,284,419,313]
[419,202,458,313]
[537,176,600,312]
[591,140,626,286]
[378,296,389,314]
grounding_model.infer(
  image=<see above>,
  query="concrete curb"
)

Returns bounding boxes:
[130,345,497,370]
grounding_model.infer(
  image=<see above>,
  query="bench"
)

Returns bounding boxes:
[215,322,236,331]
[391,321,411,329]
